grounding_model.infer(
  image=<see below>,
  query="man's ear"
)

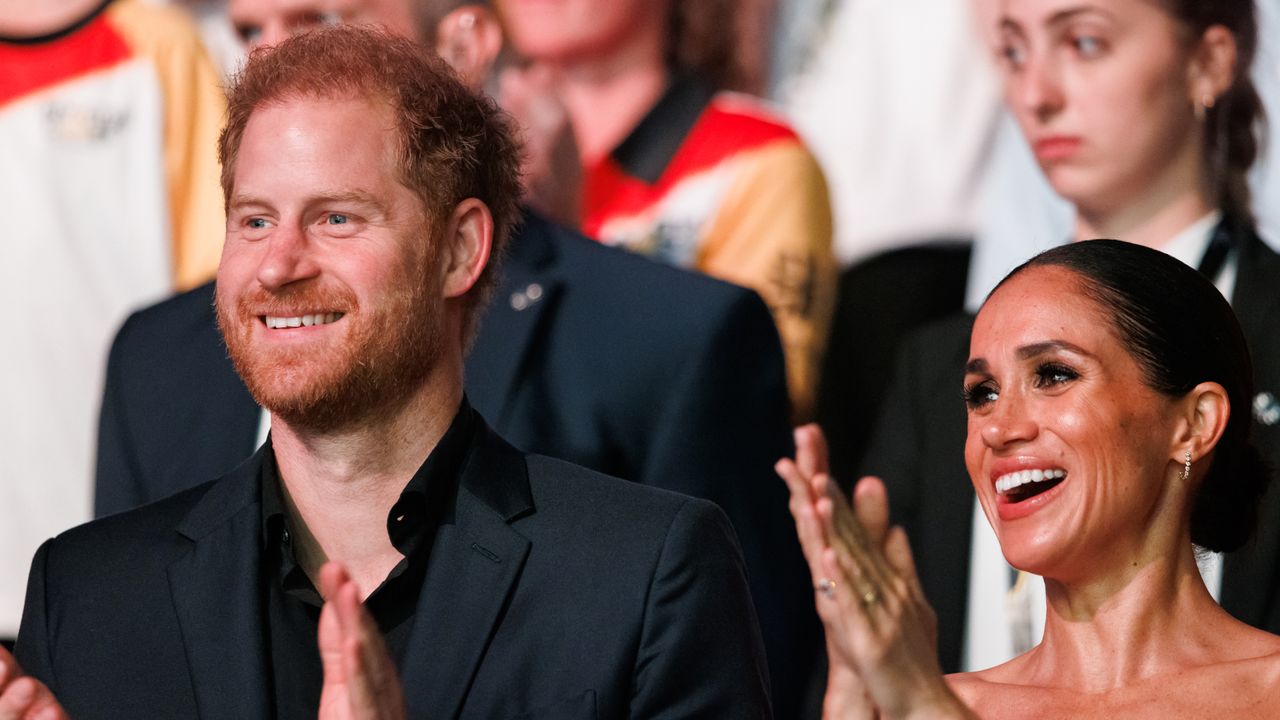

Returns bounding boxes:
[1187,25,1238,108]
[1173,381,1231,479]
[435,5,504,90]
[440,198,493,300]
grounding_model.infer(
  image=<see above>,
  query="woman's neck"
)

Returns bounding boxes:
[545,36,670,166]
[1073,144,1214,250]
[1017,543,1239,693]
[0,0,104,36]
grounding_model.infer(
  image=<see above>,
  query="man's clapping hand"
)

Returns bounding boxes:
[317,562,407,720]
[0,646,67,720]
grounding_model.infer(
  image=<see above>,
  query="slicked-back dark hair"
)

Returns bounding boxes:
[218,25,523,330]
[994,239,1268,552]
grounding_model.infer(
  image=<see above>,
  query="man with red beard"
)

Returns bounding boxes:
[0,26,771,719]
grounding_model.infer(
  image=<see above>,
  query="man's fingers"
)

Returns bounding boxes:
[343,636,381,718]
[0,676,38,720]
[318,595,347,686]
[319,561,352,601]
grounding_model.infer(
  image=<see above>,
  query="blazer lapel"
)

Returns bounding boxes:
[167,453,273,720]
[466,212,564,431]
[400,427,535,718]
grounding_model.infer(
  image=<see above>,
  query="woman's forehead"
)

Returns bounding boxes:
[972,265,1117,354]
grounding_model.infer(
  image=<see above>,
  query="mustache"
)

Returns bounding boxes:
[218,281,359,317]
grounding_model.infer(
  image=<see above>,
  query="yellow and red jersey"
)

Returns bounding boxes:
[583,76,835,419]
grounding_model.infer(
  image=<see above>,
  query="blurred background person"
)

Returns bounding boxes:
[0,0,224,646]
[856,0,1280,677]
[495,0,837,422]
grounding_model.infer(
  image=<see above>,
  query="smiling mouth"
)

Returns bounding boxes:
[996,468,1068,503]
[262,312,345,329]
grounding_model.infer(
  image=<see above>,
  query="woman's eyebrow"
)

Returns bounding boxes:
[1016,339,1093,360]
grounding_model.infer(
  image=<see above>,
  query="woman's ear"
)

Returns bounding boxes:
[435,5,504,91]
[1175,381,1231,475]
[1187,25,1238,107]
[440,198,493,300]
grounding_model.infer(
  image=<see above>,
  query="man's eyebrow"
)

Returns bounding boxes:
[1016,340,1094,360]
[227,191,389,212]
[228,193,271,210]
[312,191,389,213]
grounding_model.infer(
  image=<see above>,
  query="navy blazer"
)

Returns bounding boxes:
[23,419,772,718]
[859,228,1280,672]
[92,211,816,715]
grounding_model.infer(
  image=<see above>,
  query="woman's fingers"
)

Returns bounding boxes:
[777,459,833,574]
[852,476,891,545]
[793,423,831,478]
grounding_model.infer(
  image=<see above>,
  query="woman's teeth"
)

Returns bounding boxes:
[995,468,1067,495]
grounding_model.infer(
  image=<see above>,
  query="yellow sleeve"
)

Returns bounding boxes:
[111,0,226,290]
[696,141,837,422]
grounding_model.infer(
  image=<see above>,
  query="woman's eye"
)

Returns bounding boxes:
[998,43,1027,69]
[1071,34,1105,57]
[963,382,999,410]
[1034,363,1079,388]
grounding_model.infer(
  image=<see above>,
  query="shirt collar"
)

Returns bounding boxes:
[1159,210,1223,271]
[608,71,716,184]
[260,398,478,554]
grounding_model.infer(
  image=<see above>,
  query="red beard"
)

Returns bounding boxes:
[215,274,440,434]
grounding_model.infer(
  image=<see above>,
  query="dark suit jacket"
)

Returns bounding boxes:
[21,420,772,718]
[93,212,815,714]
[858,228,1280,672]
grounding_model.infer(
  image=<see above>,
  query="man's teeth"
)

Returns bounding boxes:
[264,313,343,329]
[995,468,1067,494]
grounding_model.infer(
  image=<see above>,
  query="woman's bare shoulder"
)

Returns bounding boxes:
[944,639,1280,719]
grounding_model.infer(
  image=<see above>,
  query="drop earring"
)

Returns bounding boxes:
[1181,450,1192,481]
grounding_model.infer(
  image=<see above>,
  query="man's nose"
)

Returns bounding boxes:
[256,223,320,290]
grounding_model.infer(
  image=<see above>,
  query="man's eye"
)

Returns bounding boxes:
[247,217,269,229]
[327,214,349,225]
[963,382,999,410]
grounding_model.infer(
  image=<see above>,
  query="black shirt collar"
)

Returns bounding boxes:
[609,71,716,185]
[259,398,477,574]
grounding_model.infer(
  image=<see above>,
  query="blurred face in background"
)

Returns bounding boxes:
[995,0,1207,218]
[494,0,668,64]
[229,0,418,49]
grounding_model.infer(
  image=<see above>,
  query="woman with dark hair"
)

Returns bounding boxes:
[493,0,837,423]
[848,0,1280,681]
[781,239,1280,718]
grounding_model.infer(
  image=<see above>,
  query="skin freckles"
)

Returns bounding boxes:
[964,266,1184,585]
